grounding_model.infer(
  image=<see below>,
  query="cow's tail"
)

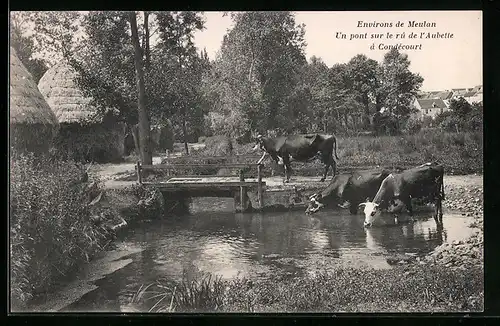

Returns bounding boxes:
[333,136,339,160]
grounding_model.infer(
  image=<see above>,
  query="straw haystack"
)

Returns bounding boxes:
[9,47,59,155]
[38,62,126,163]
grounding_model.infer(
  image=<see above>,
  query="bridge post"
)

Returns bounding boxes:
[257,163,263,209]
[239,169,245,212]
[136,161,142,184]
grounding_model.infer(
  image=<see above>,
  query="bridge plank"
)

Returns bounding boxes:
[142,181,264,188]
[162,154,262,161]
[141,163,259,170]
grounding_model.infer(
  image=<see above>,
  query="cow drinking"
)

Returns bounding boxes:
[253,133,339,183]
[359,163,445,228]
[305,169,391,215]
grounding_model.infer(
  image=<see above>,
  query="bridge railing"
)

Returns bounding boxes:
[159,154,263,166]
[136,159,265,208]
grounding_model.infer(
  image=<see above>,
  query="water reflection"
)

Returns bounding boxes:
[64,198,473,312]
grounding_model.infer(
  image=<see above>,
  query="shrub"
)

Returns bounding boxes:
[404,118,423,135]
[439,115,462,132]
[195,135,234,157]
[10,153,111,309]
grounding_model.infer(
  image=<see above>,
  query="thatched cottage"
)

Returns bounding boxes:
[9,47,59,155]
[38,62,126,163]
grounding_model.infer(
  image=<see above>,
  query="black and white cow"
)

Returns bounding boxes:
[253,133,339,183]
[359,163,445,228]
[305,169,391,215]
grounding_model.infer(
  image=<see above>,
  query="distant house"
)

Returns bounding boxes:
[417,90,452,102]
[416,91,428,99]
[435,91,453,101]
[451,88,472,99]
[412,98,450,120]
[463,85,483,104]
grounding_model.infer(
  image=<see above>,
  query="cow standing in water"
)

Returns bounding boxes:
[253,133,339,183]
[305,169,391,215]
[359,163,445,228]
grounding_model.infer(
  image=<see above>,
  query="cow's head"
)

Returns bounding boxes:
[358,201,381,227]
[305,193,324,214]
[252,134,264,151]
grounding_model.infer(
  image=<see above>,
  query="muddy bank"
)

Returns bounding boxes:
[386,175,483,270]
[27,243,144,312]
[423,175,483,269]
[20,182,165,312]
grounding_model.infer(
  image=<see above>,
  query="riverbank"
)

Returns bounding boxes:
[126,174,483,312]
[10,154,166,312]
[15,162,482,312]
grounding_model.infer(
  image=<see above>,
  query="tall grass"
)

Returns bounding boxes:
[129,271,225,312]
[336,130,482,174]
[10,153,111,309]
[169,130,482,176]
[129,264,483,312]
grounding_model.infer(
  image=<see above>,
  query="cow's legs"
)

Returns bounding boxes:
[283,155,292,183]
[321,164,330,182]
[349,202,358,215]
[403,197,415,223]
[320,154,336,182]
[434,198,443,227]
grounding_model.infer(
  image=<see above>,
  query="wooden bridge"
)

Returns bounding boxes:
[135,155,267,211]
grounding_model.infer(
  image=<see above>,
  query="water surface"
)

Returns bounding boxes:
[63,197,473,312]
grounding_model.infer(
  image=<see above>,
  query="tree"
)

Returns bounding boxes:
[449,97,472,120]
[66,11,138,125]
[60,11,206,159]
[378,48,424,129]
[129,11,152,165]
[439,97,482,132]
[22,11,83,66]
[343,54,380,129]
[302,56,331,132]
[203,11,307,140]
[468,102,483,131]
[10,12,48,83]
[153,11,206,154]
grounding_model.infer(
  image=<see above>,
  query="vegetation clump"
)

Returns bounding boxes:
[129,264,483,313]
[10,153,113,310]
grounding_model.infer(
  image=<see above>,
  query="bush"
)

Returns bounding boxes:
[195,135,234,157]
[53,123,125,164]
[439,115,462,132]
[10,153,111,309]
[404,119,423,135]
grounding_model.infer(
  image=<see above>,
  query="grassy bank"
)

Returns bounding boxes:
[128,264,483,313]
[164,131,482,176]
[336,130,482,174]
[10,153,116,310]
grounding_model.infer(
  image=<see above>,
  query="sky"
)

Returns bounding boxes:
[193,11,482,91]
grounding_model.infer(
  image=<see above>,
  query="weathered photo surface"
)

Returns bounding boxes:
[9,11,483,313]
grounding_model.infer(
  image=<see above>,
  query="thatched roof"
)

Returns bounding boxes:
[38,61,100,124]
[9,47,59,126]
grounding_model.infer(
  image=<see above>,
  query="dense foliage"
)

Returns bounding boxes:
[434,98,483,133]
[10,154,111,309]
[16,11,434,145]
